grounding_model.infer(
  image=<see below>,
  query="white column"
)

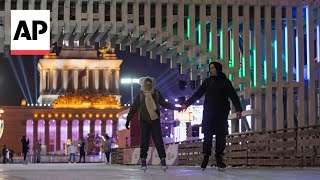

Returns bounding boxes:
[75,0,82,33]
[62,69,68,90]
[232,5,239,84]
[286,6,295,129]
[87,0,93,34]
[29,0,35,10]
[17,0,22,10]
[94,69,99,90]
[144,1,151,40]
[275,6,284,130]
[39,71,43,94]
[73,69,79,90]
[177,3,184,53]
[85,68,89,89]
[4,0,11,46]
[200,4,206,64]
[99,0,105,33]
[52,69,58,91]
[265,5,273,131]
[307,6,316,125]
[104,69,110,91]
[114,68,120,93]
[44,70,49,91]
[132,1,139,38]
[166,3,173,48]
[231,5,240,133]
[222,4,228,69]
[64,0,71,33]
[40,0,47,9]
[155,2,162,44]
[211,4,217,61]
[188,3,195,58]
[243,5,250,93]
[52,0,59,35]
[297,6,305,127]
[254,6,262,131]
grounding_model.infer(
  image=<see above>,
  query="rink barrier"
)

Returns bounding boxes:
[113,125,320,167]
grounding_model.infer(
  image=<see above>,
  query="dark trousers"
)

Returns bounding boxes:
[203,132,226,156]
[140,119,166,159]
[2,156,6,164]
[23,152,27,161]
[79,154,85,163]
[105,152,110,162]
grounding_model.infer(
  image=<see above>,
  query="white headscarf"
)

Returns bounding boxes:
[139,76,158,120]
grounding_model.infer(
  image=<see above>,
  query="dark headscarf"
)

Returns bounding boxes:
[209,61,226,79]
[210,62,222,73]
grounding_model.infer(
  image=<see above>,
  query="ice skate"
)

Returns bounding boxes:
[201,154,209,171]
[141,158,147,172]
[160,158,168,172]
[215,154,226,172]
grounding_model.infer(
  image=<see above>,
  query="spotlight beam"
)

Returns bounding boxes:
[8,57,29,103]
[18,56,33,104]
[33,56,38,103]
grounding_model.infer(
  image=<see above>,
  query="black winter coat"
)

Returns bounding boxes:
[184,74,242,135]
[21,138,29,153]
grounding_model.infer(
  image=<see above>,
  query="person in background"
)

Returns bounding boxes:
[68,142,77,164]
[9,149,14,163]
[2,145,8,164]
[79,140,86,163]
[21,136,30,165]
[33,140,41,163]
[103,134,112,164]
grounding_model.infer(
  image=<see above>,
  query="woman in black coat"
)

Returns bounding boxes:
[182,62,242,170]
[21,135,29,164]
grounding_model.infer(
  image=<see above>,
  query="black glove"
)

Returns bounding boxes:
[125,120,130,130]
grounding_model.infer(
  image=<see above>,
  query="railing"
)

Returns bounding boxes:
[112,125,320,167]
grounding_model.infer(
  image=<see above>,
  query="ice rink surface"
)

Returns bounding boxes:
[0,163,320,180]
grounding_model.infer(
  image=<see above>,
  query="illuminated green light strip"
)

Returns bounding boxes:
[229,74,233,81]
[274,40,278,71]
[208,30,212,52]
[242,57,245,78]
[264,58,267,83]
[253,49,256,87]
[284,26,289,77]
[187,17,190,39]
[230,36,234,68]
[198,23,201,45]
[220,30,223,59]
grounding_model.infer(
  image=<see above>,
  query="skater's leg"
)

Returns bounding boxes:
[106,152,110,163]
[151,120,167,170]
[201,131,214,169]
[151,120,166,159]
[140,121,151,159]
[215,135,226,155]
[203,131,214,156]
[215,135,227,169]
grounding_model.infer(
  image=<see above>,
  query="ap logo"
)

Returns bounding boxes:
[11,10,50,55]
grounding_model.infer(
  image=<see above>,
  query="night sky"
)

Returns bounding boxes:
[0,46,193,106]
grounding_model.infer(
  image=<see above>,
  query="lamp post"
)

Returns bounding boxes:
[121,78,140,104]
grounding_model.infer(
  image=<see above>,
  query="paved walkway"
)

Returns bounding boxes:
[0,163,320,180]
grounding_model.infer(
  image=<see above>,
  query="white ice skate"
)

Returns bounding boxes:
[141,158,147,172]
[160,158,168,172]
